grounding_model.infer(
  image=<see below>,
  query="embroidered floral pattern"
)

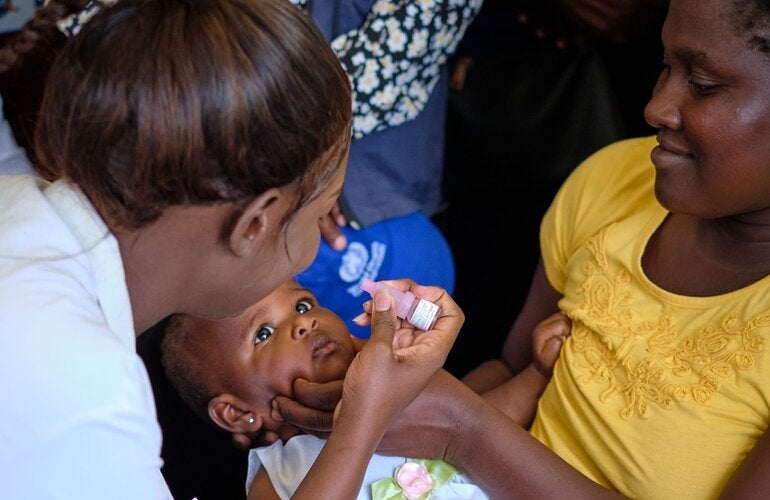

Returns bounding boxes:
[570,228,768,419]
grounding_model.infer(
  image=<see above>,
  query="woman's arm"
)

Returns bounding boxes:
[373,369,623,499]
[291,281,464,499]
[247,468,280,500]
[463,260,562,393]
[481,311,570,427]
[446,383,623,499]
[271,260,562,436]
[719,428,770,499]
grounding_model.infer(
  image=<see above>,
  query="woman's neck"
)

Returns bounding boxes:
[642,213,770,296]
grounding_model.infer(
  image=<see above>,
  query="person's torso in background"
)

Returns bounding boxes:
[306,0,449,227]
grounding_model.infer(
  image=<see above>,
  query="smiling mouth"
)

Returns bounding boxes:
[656,133,693,157]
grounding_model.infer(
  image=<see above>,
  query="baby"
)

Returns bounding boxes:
[161,279,569,499]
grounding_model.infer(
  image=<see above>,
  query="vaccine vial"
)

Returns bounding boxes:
[359,278,440,331]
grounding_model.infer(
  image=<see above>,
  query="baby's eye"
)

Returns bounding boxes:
[296,298,313,314]
[253,324,275,344]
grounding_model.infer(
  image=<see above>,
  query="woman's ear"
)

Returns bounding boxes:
[228,187,285,257]
[208,393,264,434]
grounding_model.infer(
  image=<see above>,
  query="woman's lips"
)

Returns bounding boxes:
[652,134,694,167]
[656,134,693,157]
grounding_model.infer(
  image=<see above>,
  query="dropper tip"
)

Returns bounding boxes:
[360,278,376,295]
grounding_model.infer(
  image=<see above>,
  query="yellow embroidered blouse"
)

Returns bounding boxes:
[530,136,770,499]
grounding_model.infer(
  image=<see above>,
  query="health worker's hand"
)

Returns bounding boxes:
[333,282,464,436]
[271,280,463,439]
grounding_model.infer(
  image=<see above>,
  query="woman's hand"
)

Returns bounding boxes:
[269,378,342,440]
[270,280,463,439]
[291,281,464,498]
[337,280,463,428]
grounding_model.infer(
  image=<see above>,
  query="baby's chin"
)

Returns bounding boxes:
[310,356,352,384]
[310,335,356,380]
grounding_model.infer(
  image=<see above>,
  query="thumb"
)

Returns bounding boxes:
[542,336,563,365]
[369,289,397,346]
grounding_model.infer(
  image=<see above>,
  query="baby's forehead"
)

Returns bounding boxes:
[208,282,315,339]
[280,279,314,297]
[254,280,319,313]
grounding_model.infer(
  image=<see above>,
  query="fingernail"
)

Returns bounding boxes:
[333,235,346,251]
[352,313,367,325]
[270,400,283,421]
[375,290,391,311]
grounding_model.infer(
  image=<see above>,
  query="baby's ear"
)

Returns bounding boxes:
[208,393,264,434]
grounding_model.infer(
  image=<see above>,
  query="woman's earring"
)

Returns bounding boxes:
[247,416,255,425]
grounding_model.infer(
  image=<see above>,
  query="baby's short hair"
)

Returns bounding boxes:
[160,315,218,426]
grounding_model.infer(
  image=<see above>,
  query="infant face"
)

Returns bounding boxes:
[193,280,357,424]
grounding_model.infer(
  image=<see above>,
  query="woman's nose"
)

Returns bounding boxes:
[291,315,319,340]
[644,72,682,131]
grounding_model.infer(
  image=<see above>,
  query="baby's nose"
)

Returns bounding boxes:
[291,316,319,339]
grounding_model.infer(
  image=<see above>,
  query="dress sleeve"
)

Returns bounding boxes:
[330,0,483,139]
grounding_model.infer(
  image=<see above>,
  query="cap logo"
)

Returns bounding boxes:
[340,241,386,296]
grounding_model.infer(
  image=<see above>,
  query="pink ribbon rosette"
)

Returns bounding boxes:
[396,462,434,499]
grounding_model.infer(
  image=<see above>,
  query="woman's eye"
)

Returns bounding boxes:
[296,299,313,314]
[253,324,275,344]
[688,77,717,96]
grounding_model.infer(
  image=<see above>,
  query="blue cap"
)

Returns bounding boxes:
[295,211,455,338]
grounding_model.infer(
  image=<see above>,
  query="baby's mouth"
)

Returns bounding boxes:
[312,336,338,357]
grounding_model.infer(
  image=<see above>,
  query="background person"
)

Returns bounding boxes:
[275,1,770,497]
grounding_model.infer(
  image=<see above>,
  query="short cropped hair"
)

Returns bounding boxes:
[161,314,219,425]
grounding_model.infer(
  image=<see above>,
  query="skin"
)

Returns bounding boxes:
[192,280,366,436]
[318,202,349,251]
[117,155,346,334]
[111,132,463,499]
[272,1,770,497]
[174,281,568,498]
[269,278,467,499]
[642,0,770,296]
[204,281,363,499]
[18,1,464,497]
[169,276,466,499]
